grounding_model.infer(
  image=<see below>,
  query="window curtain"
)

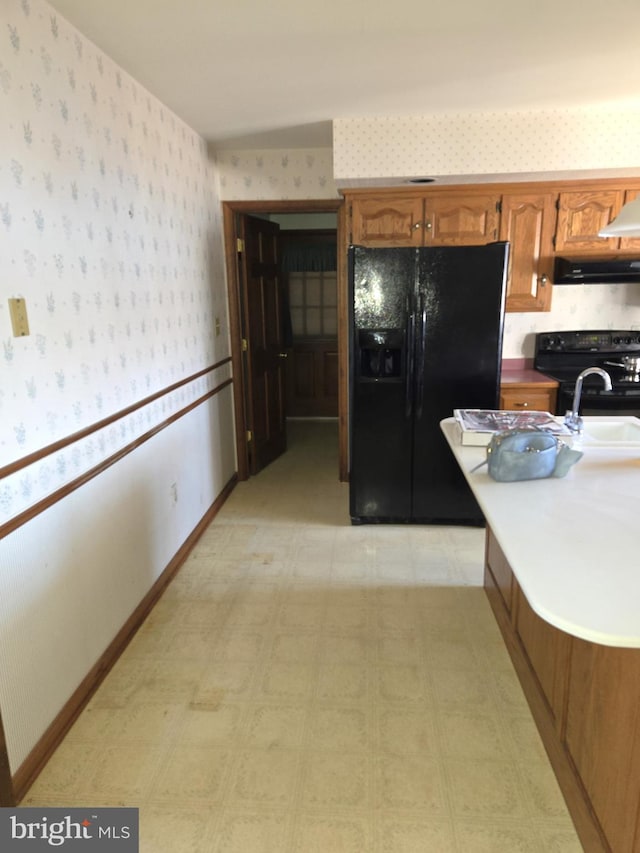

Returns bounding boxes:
[281,241,337,272]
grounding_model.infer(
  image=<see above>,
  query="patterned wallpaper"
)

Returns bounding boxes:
[333,109,640,183]
[216,148,338,200]
[0,0,229,522]
[503,284,640,359]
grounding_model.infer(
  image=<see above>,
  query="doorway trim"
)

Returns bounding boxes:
[222,199,348,481]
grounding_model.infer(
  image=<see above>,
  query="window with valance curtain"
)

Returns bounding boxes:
[280,232,337,341]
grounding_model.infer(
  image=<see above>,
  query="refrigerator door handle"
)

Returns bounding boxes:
[416,294,427,419]
[406,309,416,418]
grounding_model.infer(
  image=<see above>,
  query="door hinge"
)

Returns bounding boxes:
[246,430,253,442]
[237,237,245,252]
[241,337,248,351]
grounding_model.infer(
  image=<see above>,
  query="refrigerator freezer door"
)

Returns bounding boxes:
[411,242,508,523]
[349,247,416,522]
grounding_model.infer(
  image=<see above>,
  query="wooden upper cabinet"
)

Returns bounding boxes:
[348,193,500,247]
[345,179,640,314]
[349,196,424,246]
[620,188,640,252]
[425,194,500,245]
[554,189,624,254]
[500,192,555,312]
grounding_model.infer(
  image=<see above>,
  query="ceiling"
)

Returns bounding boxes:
[48,0,640,150]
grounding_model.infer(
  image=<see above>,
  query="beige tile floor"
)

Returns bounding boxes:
[23,420,583,852]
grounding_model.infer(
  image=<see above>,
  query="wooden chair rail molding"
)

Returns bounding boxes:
[0,372,233,541]
[0,358,232,482]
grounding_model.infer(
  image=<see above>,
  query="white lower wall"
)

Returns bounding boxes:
[0,384,236,773]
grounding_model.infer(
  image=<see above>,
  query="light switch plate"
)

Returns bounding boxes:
[8,298,30,336]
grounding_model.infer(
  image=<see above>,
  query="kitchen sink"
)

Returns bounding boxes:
[580,417,640,445]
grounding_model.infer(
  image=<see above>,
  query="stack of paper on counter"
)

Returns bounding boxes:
[453,409,571,446]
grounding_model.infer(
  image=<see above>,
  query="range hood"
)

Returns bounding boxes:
[554,256,640,284]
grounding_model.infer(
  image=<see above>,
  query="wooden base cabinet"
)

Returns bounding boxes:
[485,528,640,852]
[565,641,640,853]
[499,382,557,414]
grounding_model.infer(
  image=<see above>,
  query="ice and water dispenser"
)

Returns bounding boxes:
[357,329,403,380]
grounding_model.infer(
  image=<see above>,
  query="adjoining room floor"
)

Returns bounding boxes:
[23,420,582,851]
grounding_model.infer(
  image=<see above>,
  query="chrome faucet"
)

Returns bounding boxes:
[564,367,613,433]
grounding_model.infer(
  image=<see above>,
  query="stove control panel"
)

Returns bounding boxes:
[536,330,640,353]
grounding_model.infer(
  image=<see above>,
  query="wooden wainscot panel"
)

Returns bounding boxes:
[486,531,514,615]
[564,639,640,853]
[514,587,571,731]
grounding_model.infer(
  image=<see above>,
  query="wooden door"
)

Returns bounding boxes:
[240,215,287,474]
[500,193,555,312]
[425,194,500,245]
[288,340,338,417]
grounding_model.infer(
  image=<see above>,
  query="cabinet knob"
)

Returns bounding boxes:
[539,274,549,287]
[515,401,528,407]
[412,222,422,230]
[425,221,432,230]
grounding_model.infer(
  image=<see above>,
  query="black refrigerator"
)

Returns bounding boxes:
[349,242,509,525]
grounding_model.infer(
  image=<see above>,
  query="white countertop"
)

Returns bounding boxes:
[441,417,640,648]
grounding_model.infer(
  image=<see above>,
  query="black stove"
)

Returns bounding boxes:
[534,330,640,416]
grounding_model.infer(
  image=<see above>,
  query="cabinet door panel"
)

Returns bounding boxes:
[426,195,500,245]
[500,193,554,312]
[620,189,640,252]
[499,386,557,413]
[515,588,569,728]
[555,190,623,254]
[350,197,424,246]
[565,640,640,853]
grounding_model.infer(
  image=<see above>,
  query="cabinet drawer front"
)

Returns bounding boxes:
[500,388,556,412]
